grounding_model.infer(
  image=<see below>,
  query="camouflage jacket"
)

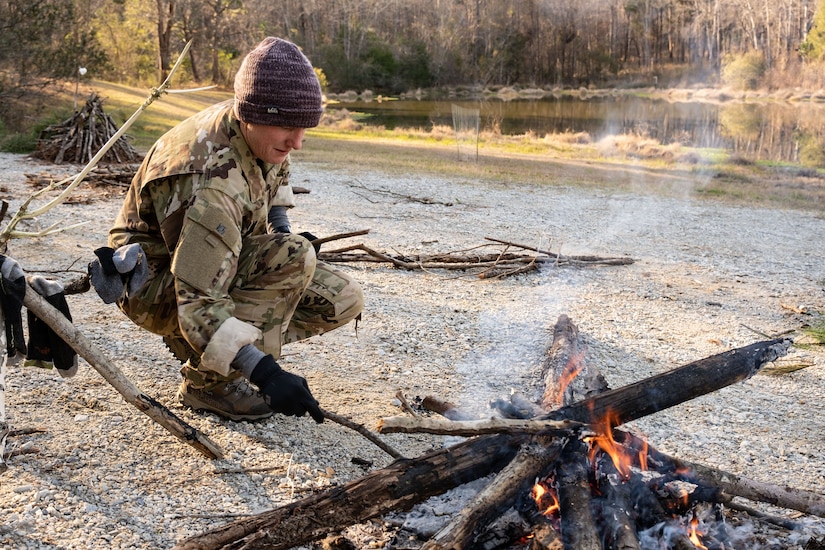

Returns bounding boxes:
[109,99,295,355]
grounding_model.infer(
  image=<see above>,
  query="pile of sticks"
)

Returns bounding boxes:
[25,163,140,190]
[320,234,634,279]
[174,317,825,550]
[32,92,141,165]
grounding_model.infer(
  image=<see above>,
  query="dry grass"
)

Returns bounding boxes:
[42,81,825,213]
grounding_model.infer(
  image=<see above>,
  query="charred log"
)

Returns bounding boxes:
[546,338,792,426]
[174,434,526,550]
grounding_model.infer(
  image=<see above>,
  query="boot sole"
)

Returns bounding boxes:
[178,391,273,422]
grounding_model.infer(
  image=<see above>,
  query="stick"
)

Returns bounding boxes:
[377,415,582,436]
[421,395,475,420]
[0,325,7,474]
[320,408,404,460]
[311,229,370,247]
[22,283,223,460]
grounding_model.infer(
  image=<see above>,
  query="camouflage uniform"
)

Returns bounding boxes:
[109,99,363,387]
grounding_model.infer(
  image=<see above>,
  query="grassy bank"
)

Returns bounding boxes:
[4,80,825,212]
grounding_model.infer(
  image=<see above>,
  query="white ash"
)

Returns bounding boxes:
[0,152,823,549]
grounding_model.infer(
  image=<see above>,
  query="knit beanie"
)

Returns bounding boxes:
[234,37,323,128]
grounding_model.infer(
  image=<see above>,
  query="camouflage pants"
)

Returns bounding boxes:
[118,233,363,386]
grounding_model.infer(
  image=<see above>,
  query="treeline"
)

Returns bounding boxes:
[3,0,825,125]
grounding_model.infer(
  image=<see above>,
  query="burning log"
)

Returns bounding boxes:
[174,434,526,550]
[556,439,602,549]
[541,313,608,410]
[546,338,792,426]
[614,430,825,518]
[593,469,642,550]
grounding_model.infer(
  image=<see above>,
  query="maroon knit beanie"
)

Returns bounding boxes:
[234,37,323,128]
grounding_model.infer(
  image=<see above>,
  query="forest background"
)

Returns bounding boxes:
[5,0,825,142]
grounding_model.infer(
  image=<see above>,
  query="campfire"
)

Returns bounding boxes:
[174,315,825,550]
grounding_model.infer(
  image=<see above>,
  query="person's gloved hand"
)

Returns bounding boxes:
[0,254,27,357]
[88,244,149,304]
[298,231,321,254]
[248,354,324,423]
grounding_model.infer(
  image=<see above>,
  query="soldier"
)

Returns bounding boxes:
[90,37,363,423]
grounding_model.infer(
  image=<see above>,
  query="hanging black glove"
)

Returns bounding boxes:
[248,354,324,423]
[88,244,149,304]
[0,255,27,357]
[25,276,78,378]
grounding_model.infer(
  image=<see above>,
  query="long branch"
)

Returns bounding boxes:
[22,282,223,459]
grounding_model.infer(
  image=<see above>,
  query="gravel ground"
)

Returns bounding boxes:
[0,150,824,549]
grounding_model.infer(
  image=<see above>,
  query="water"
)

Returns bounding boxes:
[326,94,825,164]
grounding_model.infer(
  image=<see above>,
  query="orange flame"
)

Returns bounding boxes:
[531,481,560,517]
[586,411,630,479]
[687,515,708,549]
[554,353,584,405]
[586,410,650,480]
[636,437,649,472]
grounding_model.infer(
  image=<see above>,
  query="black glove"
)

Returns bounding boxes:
[298,231,321,254]
[248,354,324,423]
[25,276,78,377]
[0,255,27,357]
[88,244,148,304]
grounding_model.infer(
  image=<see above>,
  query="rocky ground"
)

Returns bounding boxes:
[0,150,824,549]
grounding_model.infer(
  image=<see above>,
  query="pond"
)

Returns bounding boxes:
[325,94,825,165]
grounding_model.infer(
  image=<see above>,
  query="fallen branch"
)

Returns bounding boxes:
[320,408,404,460]
[23,282,223,460]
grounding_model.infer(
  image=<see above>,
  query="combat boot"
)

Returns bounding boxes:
[177,361,273,421]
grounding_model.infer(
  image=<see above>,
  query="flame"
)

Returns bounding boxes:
[687,515,708,549]
[531,481,560,517]
[553,352,584,405]
[586,410,641,480]
[636,437,649,472]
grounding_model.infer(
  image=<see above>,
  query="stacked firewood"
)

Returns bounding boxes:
[32,92,141,165]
